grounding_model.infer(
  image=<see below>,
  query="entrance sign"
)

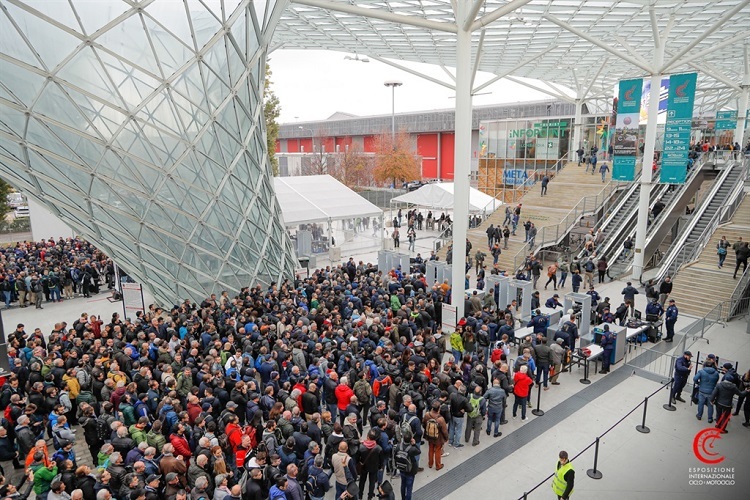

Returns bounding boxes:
[613,78,643,181]
[441,302,457,333]
[715,110,737,131]
[122,282,145,318]
[661,73,697,184]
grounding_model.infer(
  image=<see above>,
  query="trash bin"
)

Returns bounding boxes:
[298,257,309,269]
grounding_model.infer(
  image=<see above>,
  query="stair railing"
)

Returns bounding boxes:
[653,160,747,283]
[511,179,625,271]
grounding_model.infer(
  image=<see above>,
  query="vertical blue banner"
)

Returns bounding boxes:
[613,78,643,181]
[661,73,697,184]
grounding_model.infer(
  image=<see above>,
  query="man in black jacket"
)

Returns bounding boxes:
[712,369,748,433]
[658,276,673,307]
[448,386,470,448]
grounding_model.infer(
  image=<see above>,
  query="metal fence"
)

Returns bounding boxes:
[624,343,684,383]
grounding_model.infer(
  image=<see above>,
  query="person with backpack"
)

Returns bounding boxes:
[464,385,486,447]
[394,435,420,500]
[306,454,331,500]
[421,401,448,470]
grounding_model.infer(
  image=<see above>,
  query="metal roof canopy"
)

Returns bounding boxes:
[278,0,750,114]
[276,0,750,320]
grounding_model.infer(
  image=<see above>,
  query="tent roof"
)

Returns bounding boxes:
[273,175,383,225]
[391,182,501,213]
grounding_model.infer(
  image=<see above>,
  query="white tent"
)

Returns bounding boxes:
[273,175,383,225]
[391,182,501,213]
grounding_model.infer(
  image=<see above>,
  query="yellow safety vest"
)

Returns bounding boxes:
[551,461,574,497]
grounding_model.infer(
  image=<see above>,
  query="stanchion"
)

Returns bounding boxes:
[663,378,676,411]
[579,356,591,385]
[586,437,603,479]
[532,383,545,416]
[636,397,651,433]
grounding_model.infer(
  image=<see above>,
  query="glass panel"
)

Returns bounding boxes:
[0,12,41,67]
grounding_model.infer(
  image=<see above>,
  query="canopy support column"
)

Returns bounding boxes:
[735,46,750,147]
[573,98,584,156]
[451,0,473,319]
[633,49,664,279]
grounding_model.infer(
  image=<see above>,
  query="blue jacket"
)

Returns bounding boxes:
[527,315,548,334]
[600,331,615,350]
[666,305,678,322]
[674,356,692,380]
[693,366,719,395]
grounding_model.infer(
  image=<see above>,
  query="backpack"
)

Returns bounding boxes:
[468,396,481,418]
[96,416,111,442]
[584,261,595,272]
[394,443,412,473]
[3,405,14,426]
[425,417,440,440]
[399,415,416,442]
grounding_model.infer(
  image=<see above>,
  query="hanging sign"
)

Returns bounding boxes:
[715,110,737,131]
[612,78,642,181]
[661,73,697,184]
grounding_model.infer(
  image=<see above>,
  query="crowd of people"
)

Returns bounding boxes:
[0,245,578,500]
[1,238,113,309]
[0,230,746,500]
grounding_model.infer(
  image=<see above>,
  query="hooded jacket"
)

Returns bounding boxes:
[693,366,720,395]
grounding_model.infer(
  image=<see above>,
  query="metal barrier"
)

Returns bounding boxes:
[624,343,683,383]
[517,378,673,499]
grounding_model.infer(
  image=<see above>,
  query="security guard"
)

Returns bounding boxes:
[599,324,615,374]
[552,450,575,500]
[665,299,679,343]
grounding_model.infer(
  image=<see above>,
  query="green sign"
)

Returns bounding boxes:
[533,121,569,129]
[613,78,643,182]
[508,127,565,138]
[661,73,697,184]
[715,110,737,131]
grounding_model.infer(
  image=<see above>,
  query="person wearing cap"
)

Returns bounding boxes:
[598,325,615,374]
[712,365,748,433]
[144,474,161,500]
[693,357,720,423]
[664,299,678,342]
[545,294,562,309]
[163,472,182,499]
[670,351,693,404]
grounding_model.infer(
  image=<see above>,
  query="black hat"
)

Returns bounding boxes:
[146,474,161,484]
[684,351,692,357]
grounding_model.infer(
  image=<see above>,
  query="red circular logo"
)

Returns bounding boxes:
[692,428,724,464]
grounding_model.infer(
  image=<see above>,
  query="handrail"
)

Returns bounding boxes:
[517,378,673,500]
[511,179,624,271]
[598,157,708,275]
[432,153,573,252]
[653,160,747,283]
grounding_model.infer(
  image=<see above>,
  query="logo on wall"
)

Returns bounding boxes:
[692,428,724,464]
[624,85,637,101]
[675,80,690,98]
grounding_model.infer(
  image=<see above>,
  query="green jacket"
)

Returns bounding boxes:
[390,295,401,311]
[30,463,57,494]
[146,429,167,453]
[120,402,136,426]
[129,424,148,444]
[98,451,110,467]
[176,373,193,397]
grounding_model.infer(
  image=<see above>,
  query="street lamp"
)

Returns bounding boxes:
[384,81,402,142]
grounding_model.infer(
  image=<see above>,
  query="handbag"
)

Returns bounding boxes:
[581,347,592,358]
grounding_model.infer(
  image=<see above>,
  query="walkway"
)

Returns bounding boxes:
[439,162,617,272]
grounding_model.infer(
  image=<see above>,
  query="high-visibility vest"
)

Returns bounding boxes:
[551,461,574,497]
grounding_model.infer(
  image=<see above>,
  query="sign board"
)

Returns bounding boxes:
[121,282,145,318]
[503,169,528,186]
[613,78,643,182]
[661,73,697,184]
[715,110,737,131]
[441,302,457,333]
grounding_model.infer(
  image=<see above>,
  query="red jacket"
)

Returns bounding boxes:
[335,384,354,411]
[186,403,202,425]
[225,422,243,451]
[513,372,534,398]
[169,433,192,461]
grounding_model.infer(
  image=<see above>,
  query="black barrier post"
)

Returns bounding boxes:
[579,356,591,385]
[586,437,603,479]
[636,397,650,433]
[663,378,676,411]
[532,383,545,416]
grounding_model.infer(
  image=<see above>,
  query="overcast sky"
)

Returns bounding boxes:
[269,50,561,124]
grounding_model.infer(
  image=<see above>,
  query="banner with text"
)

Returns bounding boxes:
[613,78,643,181]
[661,73,697,184]
[715,110,737,131]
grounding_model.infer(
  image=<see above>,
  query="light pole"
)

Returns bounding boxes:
[384,81,402,143]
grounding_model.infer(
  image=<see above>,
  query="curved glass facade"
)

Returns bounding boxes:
[0,0,295,305]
